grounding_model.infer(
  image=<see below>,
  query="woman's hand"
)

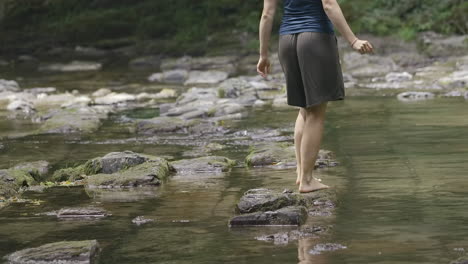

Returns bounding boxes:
[352,39,374,54]
[257,56,271,78]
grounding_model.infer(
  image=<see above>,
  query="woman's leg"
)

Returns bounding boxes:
[295,108,306,184]
[298,102,329,193]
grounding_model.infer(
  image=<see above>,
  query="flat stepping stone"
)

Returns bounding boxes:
[170,156,236,174]
[3,240,100,264]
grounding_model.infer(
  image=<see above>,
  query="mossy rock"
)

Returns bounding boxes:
[0,168,37,199]
[86,158,172,188]
[35,107,105,134]
[236,188,336,214]
[170,155,236,174]
[51,164,86,182]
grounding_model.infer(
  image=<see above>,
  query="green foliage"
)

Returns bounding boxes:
[0,0,466,55]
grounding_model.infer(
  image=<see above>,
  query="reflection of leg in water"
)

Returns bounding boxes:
[298,102,330,193]
[295,108,306,185]
[298,238,327,264]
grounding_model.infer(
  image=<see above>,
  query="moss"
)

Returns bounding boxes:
[51,165,86,182]
[86,158,171,188]
[217,87,225,99]
[83,158,102,175]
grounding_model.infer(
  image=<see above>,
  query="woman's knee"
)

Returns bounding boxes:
[302,102,328,116]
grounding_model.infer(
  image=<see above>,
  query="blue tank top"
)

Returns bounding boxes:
[279,0,334,35]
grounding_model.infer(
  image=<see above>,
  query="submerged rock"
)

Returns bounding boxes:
[3,240,100,264]
[135,116,201,134]
[245,142,337,169]
[36,106,108,134]
[170,156,236,174]
[229,206,308,226]
[397,91,435,102]
[255,225,328,245]
[57,207,110,219]
[38,61,102,72]
[132,216,155,225]
[86,158,172,188]
[308,243,347,255]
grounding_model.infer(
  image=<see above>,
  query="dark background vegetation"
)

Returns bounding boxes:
[0,0,466,55]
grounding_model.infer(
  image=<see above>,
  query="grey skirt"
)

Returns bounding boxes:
[278,31,345,108]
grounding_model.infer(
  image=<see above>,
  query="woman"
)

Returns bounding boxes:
[257,0,374,193]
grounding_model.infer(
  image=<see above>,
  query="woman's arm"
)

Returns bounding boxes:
[257,0,278,77]
[322,0,373,54]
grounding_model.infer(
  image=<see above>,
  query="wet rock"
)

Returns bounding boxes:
[75,45,109,57]
[171,156,236,174]
[13,161,50,182]
[245,142,337,169]
[3,240,100,264]
[57,207,110,219]
[86,158,172,188]
[272,96,288,107]
[149,69,189,84]
[308,243,347,255]
[451,256,468,264]
[136,88,177,100]
[129,56,161,70]
[23,87,57,95]
[255,225,328,245]
[36,106,106,134]
[397,91,435,102]
[38,60,102,72]
[191,56,238,75]
[389,51,431,68]
[184,70,229,86]
[61,95,92,108]
[385,72,413,82]
[229,206,308,226]
[34,93,78,108]
[132,216,155,225]
[235,188,335,215]
[443,91,466,97]
[0,79,20,92]
[84,151,150,174]
[419,32,468,57]
[148,72,163,82]
[7,99,35,114]
[94,92,136,105]
[343,52,398,78]
[439,71,468,89]
[85,187,160,202]
[92,88,112,97]
[51,165,86,182]
[160,56,192,71]
[135,116,201,134]
[218,78,256,99]
[0,168,36,198]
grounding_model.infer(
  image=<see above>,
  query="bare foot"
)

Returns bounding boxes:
[298,178,329,193]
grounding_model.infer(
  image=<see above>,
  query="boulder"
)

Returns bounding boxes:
[419,32,468,57]
[343,52,398,78]
[83,151,150,175]
[439,71,468,89]
[229,206,308,226]
[170,156,236,174]
[397,91,435,102]
[3,240,100,264]
[86,158,172,188]
[13,161,50,182]
[184,70,229,86]
[38,61,102,72]
[0,168,37,198]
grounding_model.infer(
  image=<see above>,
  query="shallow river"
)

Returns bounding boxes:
[1,77,468,263]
